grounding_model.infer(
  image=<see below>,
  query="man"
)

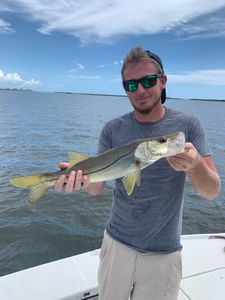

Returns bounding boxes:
[55,47,220,300]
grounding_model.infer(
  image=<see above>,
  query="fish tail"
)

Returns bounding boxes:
[10,174,47,188]
[10,174,51,204]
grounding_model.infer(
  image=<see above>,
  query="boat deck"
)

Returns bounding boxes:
[0,233,224,300]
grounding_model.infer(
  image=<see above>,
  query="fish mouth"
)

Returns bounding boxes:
[150,132,185,157]
[167,133,186,155]
[167,145,184,155]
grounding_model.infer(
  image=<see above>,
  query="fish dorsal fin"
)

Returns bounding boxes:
[122,170,141,196]
[68,152,90,167]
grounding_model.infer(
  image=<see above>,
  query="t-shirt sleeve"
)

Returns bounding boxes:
[97,122,113,154]
[187,115,211,157]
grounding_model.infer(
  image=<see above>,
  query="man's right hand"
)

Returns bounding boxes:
[55,162,90,193]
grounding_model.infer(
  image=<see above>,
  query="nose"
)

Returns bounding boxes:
[136,82,146,93]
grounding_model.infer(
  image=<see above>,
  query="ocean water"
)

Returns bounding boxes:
[0,90,224,276]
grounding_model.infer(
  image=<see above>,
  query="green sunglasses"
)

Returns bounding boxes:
[123,74,162,92]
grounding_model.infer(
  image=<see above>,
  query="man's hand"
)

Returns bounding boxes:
[55,162,90,192]
[167,142,201,172]
[167,142,220,200]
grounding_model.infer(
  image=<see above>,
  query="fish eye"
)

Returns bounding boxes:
[158,136,167,143]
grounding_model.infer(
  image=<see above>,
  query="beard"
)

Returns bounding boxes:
[131,94,161,115]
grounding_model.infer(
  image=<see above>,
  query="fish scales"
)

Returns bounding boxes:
[69,140,140,174]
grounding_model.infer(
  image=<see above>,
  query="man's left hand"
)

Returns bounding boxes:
[167,142,201,172]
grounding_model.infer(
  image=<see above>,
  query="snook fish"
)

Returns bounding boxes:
[11,131,185,204]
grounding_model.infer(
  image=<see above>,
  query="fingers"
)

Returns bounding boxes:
[55,174,66,192]
[82,175,89,190]
[65,171,76,192]
[167,156,187,171]
[73,170,83,191]
[55,170,90,193]
[167,143,201,172]
[55,162,69,192]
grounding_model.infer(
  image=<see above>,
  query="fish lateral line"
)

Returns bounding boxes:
[69,144,139,175]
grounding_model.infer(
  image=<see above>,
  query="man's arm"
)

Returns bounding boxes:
[55,162,105,196]
[167,142,221,200]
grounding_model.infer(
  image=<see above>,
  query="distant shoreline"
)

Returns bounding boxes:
[0,88,32,92]
[0,88,224,102]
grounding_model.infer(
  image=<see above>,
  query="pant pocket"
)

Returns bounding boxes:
[99,231,113,261]
[171,250,183,280]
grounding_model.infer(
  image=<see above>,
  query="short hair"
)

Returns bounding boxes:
[121,47,163,80]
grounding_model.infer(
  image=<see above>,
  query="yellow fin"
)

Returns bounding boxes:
[11,174,51,204]
[28,183,50,204]
[10,174,46,188]
[68,151,89,167]
[122,171,141,196]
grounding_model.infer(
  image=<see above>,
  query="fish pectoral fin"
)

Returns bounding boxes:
[28,183,50,204]
[122,170,141,196]
[68,151,90,167]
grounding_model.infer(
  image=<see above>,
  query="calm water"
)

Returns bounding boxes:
[0,90,224,276]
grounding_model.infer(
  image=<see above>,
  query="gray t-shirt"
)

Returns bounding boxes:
[98,108,211,253]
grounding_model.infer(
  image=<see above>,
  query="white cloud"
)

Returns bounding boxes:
[99,60,123,68]
[66,73,101,82]
[77,75,101,80]
[0,3,15,33]
[2,0,225,41]
[0,69,42,88]
[69,61,85,72]
[168,69,225,86]
[0,18,15,34]
[175,10,225,40]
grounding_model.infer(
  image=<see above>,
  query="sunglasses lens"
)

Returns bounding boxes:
[124,81,137,92]
[141,76,157,88]
[128,82,137,92]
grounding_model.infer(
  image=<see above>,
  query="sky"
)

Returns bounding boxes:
[0,0,225,100]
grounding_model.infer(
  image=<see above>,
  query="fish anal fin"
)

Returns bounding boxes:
[68,152,90,167]
[122,170,141,196]
[27,183,50,204]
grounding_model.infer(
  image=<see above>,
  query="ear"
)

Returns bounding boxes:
[161,74,167,88]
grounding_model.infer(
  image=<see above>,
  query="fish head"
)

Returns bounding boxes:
[134,131,185,163]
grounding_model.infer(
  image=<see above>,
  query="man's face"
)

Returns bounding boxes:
[123,61,167,115]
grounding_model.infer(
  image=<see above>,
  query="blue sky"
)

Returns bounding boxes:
[0,0,225,100]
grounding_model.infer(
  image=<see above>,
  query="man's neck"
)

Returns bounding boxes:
[133,106,166,123]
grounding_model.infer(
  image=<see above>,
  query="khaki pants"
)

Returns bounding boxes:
[98,232,182,300]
